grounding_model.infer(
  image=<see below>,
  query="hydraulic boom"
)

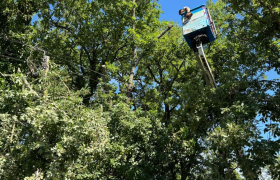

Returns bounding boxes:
[194,41,216,88]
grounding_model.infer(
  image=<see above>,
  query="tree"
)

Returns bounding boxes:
[0,66,110,179]
[1,0,280,179]
[220,0,280,177]
[0,0,41,75]
[31,0,161,105]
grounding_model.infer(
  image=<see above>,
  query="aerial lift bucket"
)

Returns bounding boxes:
[181,5,217,88]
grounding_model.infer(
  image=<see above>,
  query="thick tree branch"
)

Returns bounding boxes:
[146,65,160,84]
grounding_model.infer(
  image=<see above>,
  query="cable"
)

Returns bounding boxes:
[0,31,174,86]
[0,35,47,53]
[2,53,279,101]
[68,70,142,97]
[0,53,138,96]
[3,35,278,100]
[0,35,133,85]
[82,66,128,85]
[0,54,26,62]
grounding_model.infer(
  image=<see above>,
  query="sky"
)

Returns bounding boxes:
[158,0,217,23]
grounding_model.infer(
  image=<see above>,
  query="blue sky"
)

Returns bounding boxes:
[158,0,217,22]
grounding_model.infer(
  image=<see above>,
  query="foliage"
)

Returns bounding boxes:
[269,155,280,180]
[0,0,40,74]
[0,0,279,179]
[0,70,109,179]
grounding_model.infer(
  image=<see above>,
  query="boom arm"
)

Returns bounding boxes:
[194,41,216,88]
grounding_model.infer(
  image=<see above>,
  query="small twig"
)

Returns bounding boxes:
[10,121,16,152]
[1,72,39,97]
[19,68,40,98]
[0,72,12,77]
[14,120,25,126]
[22,77,39,98]
[63,82,71,96]
[26,43,38,74]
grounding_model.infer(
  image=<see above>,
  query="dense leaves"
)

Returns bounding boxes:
[0,0,279,179]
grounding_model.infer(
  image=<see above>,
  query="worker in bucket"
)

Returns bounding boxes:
[179,7,192,19]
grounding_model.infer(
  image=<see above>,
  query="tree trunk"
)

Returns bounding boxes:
[83,51,99,105]
[126,23,174,103]
[102,65,112,107]
[126,0,137,104]
[164,103,171,126]
[180,158,187,180]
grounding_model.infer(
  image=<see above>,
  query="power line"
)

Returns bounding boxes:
[0,52,131,90]
[2,54,280,100]
[0,31,185,86]
[82,66,128,85]
[0,35,47,54]
[0,60,141,100]
[0,35,131,85]
[0,30,162,86]
[2,35,278,97]
[0,54,26,62]
[2,55,280,101]
[69,70,142,97]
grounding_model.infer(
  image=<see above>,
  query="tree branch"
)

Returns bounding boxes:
[146,65,160,84]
